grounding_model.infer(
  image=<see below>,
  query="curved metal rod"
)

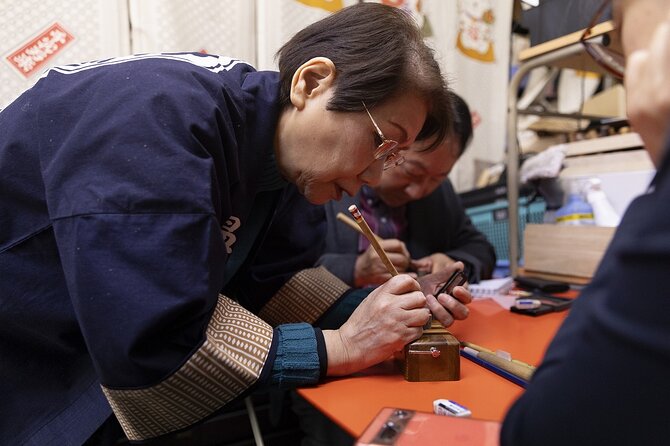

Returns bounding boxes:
[506,43,586,276]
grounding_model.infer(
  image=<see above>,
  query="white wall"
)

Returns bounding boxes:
[1,0,510,191]
[423,0,513,192]
[1,0,130,109]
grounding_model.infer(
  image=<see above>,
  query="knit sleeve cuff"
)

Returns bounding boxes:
[271,323,323,388]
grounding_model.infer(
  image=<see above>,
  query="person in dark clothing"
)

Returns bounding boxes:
[501,1,670,444]
[0,4,466,444]
[318,94,494,326]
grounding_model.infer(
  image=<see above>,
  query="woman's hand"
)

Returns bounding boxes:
[323,274,428,376]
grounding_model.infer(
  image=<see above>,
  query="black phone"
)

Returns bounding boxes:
[435,270,467,296]
[425,270,468,329]
[514,276,570,293]
[510,293,573,316]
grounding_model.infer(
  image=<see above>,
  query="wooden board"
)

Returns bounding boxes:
[519,21,621,75]
[516,267,591,286]
[561,149,654,177]
[523,224,616,279]
[563,133,644,157]
[520,21,616,60]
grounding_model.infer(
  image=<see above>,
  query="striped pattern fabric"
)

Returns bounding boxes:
[101,294,273,441]
[258,266,350,326]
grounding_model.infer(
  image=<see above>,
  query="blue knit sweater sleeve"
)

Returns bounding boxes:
[270,323,327,388]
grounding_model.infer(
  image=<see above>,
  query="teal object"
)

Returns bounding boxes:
[465,197,546,262]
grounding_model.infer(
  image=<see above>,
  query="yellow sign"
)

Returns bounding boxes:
[296,0,343,13]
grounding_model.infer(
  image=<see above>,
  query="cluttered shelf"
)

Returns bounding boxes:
[504,18,647,280]
[463,130,653,284]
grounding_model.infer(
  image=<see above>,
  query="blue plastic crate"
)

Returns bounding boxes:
[465,197,546,261]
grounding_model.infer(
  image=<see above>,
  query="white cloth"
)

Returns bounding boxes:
[520,144,567,184]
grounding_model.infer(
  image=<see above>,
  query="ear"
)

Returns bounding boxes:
[289,57,336,110]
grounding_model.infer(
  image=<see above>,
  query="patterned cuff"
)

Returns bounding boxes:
[271,323,321,388]
[101,294,273,441]
[259,267,350,326]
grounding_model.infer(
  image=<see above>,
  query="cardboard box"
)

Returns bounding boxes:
[560,146,655,217]
[523,224,615,281]
[581,84,627,118]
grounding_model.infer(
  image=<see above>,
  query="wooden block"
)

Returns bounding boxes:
[399,331,460,382]
[527,116,586,133]
[524,224,615,279]
[517,267,591,286]
[581,84,627,118]
[561,149,654,177]
[562,133,644,158]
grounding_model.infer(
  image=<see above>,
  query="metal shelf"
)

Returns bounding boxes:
[506,20,620,276]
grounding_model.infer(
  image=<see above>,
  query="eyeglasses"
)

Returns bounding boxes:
[580,0,625,79]
[400,161,445,185]
[362,102,404,170]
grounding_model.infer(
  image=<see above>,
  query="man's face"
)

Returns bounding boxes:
[373,140,459,208]
[614,0,670,165]
[615,0,668,58]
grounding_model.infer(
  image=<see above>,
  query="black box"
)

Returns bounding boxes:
[521,0,612,47]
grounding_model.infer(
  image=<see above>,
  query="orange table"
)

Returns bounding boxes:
[298,296,571,437]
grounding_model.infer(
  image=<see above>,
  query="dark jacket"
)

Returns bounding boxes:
[317,180,496,284]
[0,53,326,444]
[501,140,670,445]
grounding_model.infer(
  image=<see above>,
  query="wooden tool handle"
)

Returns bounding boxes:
[461,341,537,370]
[476,351,535,381]
[336,212,365,236]
[348,205,399,276]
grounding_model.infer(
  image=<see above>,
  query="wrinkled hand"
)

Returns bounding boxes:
[416,262,472,328]
[625,12,670,165]
[323,274,429,376]
[354,238,412,287]
[410,257,433,275]
[414,252,458,275]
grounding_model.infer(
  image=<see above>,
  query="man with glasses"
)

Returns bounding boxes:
[265,93,492,446]
[317,94,495,324]
[502,1,670,444]
[228,99,480,335]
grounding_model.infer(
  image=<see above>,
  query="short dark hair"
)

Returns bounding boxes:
[276,2,451,150]
[450,92,473,157]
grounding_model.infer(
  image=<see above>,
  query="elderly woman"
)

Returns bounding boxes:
[0,3,467,445]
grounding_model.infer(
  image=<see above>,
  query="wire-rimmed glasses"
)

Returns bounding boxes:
[362,102,404,170]
[580,0,625,79]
